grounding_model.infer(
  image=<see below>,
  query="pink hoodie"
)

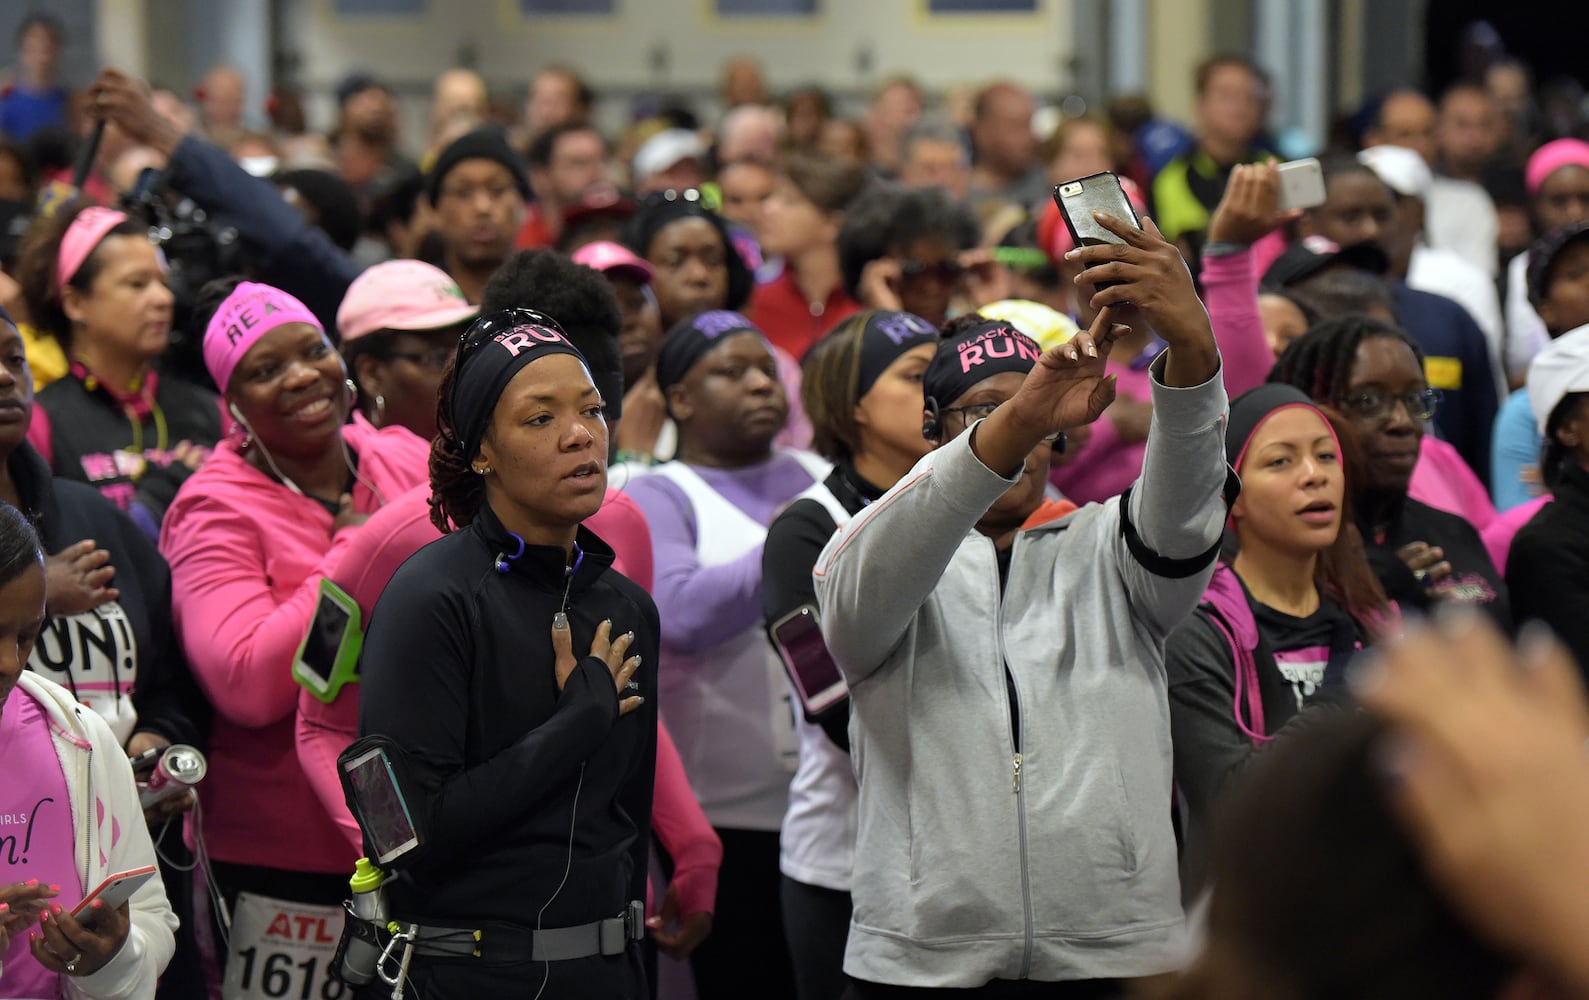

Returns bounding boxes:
[159,415,429,873]
[293,484,722,917]
[1051,247,1277,504]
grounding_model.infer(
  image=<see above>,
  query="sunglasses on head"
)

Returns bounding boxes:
[448,307,568,413]
[638,187,721,214]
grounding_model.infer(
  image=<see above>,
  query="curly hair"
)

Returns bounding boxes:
[837,184,979,300]
[427,351,482,533]
[14,200,152,351]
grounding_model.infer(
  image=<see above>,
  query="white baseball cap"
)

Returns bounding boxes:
[1527,323,1589,434]
[1358,144,1433,202]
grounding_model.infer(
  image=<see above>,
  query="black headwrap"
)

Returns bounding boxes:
[654,310,766,391]
[922,320,1043,410]
[449,311,588,461]
[855,310,939,400]
[623,192,755,312]
[1226,383,1334,470]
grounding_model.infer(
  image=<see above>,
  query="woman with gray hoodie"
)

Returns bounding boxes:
[814,212,1231,996]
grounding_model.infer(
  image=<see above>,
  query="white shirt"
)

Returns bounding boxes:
[1505,249,1550,381]
[1426,176,1499,277]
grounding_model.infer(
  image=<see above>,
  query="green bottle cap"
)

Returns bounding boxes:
[350,857,385,894]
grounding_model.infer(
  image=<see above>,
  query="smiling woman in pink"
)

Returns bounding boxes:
[158,278,427,988]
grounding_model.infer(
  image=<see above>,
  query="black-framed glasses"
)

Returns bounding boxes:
[899,259,965,285]
[386,346,456,372]
[942,402,1065,446]
[449,307,568,413]
[1339,387,1442,422]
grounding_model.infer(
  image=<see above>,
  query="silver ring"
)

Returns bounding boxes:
[65,953,81,974]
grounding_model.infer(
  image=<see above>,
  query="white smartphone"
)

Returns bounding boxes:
[1277,157,1327,211]
[769,605,849,718]
[72,865,157,924]
[341,745,421,867]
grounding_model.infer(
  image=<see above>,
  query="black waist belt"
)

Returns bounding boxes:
[401,901,645,964]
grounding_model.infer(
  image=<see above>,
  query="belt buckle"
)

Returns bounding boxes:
[625,900,645,942]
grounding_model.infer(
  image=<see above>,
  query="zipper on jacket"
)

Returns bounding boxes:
[991,541,1035,979]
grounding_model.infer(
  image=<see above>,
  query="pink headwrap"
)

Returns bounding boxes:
[203,281,324,393]
[55,207,129,293]
[1525,138,1589,196]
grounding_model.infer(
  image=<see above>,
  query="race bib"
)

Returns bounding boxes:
[224,892,348,1000]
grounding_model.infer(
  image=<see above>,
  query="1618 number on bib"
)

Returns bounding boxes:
[224,893,347,1000]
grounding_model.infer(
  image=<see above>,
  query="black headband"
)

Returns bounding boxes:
[449,310,587,462]
[654,310,765,391]
[1227,383,1331,469]
[855,310,939,400]
[923,320,1042,409]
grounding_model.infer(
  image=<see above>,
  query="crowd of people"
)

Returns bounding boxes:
[4,7,1589,999]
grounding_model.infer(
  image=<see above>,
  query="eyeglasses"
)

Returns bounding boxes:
[386,346,456,372]
[449,307,568,413]
[899,259,964,285]
[1339,387,1441,422]
[941,402,1065,447]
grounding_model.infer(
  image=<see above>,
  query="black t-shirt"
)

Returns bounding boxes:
[1252,594,1361,715]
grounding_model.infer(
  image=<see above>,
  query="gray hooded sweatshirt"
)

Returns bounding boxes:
[813,354,1229,987]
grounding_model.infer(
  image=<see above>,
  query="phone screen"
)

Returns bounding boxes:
[346,750,419,865]
[298,593,351,690]
[772,607,846,709]
[1054,172,1141,247]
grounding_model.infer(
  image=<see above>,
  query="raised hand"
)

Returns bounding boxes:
[1207,162,1302,246]
[1068,213,1218,387]
[969,306,1129,477]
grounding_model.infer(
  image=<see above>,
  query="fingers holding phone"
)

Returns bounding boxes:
[29,900,131,979]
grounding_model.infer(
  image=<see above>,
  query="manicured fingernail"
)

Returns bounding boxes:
[92,899,104,909]
[553,612,568,630]
[0,902,9,912]
[39,911,47,924]
[625,631,635,644]
[1064,248,1081,259]
[24,879,37,887]
[633,697,646,706]
[1086,342,1098,358]
[47,885,58,893]
[646,916,662,927]
[49,904,60,915]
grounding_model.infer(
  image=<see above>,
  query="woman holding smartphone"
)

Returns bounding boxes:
[356,311,658,998]
[762,309,939,1000]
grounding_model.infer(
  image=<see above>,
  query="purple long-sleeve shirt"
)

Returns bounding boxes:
[625,452,819,655]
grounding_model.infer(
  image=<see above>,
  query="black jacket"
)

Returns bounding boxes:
[357,503,657,994]
[33,368,221,536]
[1359,493,1512,632]
[1508,463,1589,677]
[164,134,359,335]
[761,462,881,752]
[14,443,209,749]
[1392,281,1499,480]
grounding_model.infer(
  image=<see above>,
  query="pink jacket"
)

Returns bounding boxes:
[1409,435,1498,530]
[1482,494,1551,575]
[1052,248,1274,504]
[159,415,429,873]
[293,484,722,917]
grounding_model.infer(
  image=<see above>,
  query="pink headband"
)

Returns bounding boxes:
[203,281,324,393]
[55,207,129,293]
[1231,402,1343,480]
[1526,138,1589,196]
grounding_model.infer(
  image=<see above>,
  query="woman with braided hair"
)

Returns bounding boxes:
[1268,316,1510,628]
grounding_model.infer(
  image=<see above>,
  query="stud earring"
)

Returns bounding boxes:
[473,465,491,476]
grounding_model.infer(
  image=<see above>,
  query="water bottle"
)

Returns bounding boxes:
[339,858,388,985]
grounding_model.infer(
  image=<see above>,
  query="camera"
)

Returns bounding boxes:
[120,167,243,390]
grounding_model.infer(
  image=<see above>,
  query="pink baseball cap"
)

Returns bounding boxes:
[337,259,480,343]
[571,240,654,284]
